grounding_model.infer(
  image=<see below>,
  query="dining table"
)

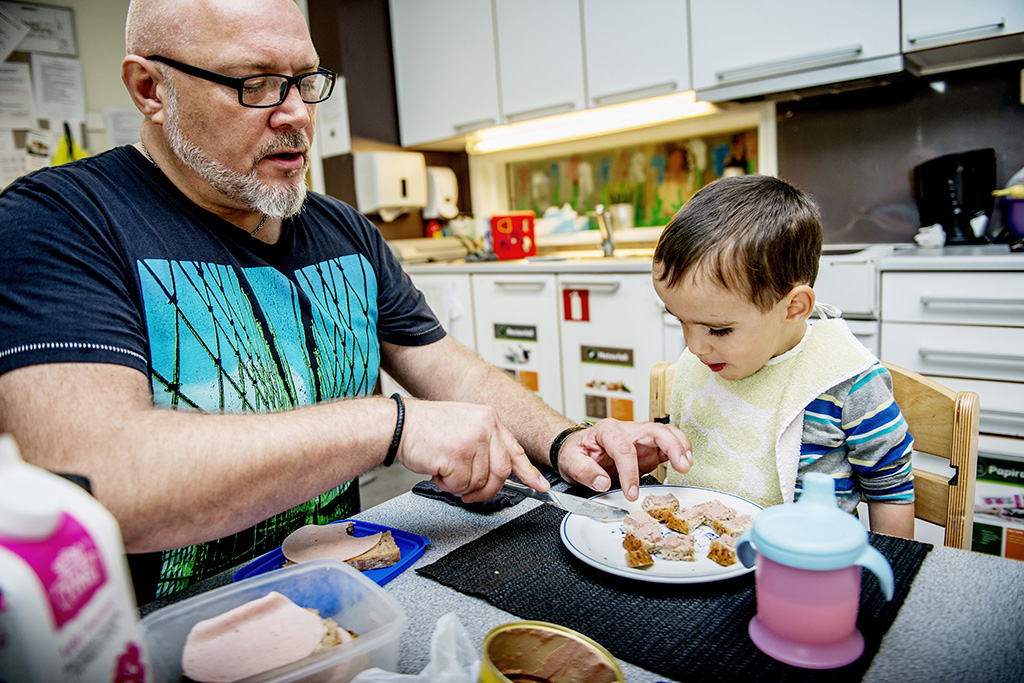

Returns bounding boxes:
[141,480,1024,683]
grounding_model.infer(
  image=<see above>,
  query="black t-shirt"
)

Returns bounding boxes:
[0,146,444,600]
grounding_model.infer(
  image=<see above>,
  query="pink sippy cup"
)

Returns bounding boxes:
[736,472,894,669]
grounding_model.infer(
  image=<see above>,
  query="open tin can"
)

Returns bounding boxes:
[480,620,624,683]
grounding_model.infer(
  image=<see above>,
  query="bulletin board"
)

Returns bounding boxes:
[0,1,85,189]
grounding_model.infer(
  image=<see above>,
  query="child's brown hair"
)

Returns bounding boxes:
[653,175,822,312]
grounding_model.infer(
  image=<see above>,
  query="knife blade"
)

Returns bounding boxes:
[501,480,629,522]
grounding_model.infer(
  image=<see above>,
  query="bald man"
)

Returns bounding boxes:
[0,0,691,601]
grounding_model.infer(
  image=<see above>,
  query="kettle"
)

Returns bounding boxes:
[911,148,996,245]
[736,473,894,669]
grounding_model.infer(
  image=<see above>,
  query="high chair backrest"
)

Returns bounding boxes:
[648,360,981,549]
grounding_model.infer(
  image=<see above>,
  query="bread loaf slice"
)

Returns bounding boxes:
[345,530,401,571]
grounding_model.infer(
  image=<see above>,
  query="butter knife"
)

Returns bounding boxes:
[501,481,629,522]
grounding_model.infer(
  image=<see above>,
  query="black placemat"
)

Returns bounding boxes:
[417,500,932,682]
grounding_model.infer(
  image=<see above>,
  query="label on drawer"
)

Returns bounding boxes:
[579,345,635,422]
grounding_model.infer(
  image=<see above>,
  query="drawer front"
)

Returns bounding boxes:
[938,376,1024,439]
[881,322,1024,383]
[881,272,1024,326]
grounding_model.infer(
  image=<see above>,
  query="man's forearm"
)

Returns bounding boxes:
[0,363,397,552]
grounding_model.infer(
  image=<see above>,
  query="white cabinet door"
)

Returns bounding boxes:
[582,0,691,107]
[690,0,901,102]
[494,0,586,123]
[471,274,564,413]
[408,273,476,352]
[902,0,1024,53]
[390,0,501,147]
[558,273,666,423]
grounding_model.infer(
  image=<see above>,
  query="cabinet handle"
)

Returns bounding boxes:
[907,18,1005,44]
[592,81,677,106]
[453,118,497,133]
[920,296,1024,307]
[492,280,547,290]
[504,102,575,123]
[715,44,863,83]
[984,408,1024,419]
[559,281,621,293]
[918,348,1024,363]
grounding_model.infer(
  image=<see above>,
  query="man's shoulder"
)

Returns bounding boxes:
[2,146,134,199]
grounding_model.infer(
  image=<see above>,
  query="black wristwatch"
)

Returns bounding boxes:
[548,422,591,474]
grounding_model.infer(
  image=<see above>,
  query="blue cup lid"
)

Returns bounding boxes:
[745,472,868,570]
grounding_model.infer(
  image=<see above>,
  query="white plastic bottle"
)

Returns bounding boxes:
[0,434,152,682]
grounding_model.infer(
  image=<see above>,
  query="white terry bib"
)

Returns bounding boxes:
[666,317,874,507]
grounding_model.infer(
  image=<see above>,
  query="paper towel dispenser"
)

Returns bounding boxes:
[353,151,427,222]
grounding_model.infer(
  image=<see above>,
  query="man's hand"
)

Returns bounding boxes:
[395,398,550,503]
[555,419,693,501]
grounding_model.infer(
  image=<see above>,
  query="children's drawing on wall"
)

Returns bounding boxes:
[509,129,757,228]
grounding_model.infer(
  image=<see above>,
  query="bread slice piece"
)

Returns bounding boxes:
[707,533,738,566]
[665,506,706,534]
[641,493,680,522]
[695,499,737,522]
[345,530,401,571]
[658,533,695,562]
[710,513,753,538]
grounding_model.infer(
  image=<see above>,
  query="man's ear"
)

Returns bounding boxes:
[121,55,166,124]
[783,284,815,323]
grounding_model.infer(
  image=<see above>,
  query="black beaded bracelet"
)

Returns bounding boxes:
[384,393,404,467]
[548,422,590,474]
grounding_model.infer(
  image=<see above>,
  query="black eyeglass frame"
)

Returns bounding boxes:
[145,55,336,108]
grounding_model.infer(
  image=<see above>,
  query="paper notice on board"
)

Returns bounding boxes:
[30,53,85,124]
[0,7,29,62]
[0,1,76,56]
[0,62,34,129]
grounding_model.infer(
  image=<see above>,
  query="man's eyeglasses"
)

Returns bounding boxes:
[146,55,336,108]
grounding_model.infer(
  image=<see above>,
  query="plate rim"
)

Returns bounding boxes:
[559,484,762,584]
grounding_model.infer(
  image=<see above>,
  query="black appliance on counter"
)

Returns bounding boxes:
[912,148,996,245]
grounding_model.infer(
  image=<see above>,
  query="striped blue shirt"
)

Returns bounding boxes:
[798,362,915,513]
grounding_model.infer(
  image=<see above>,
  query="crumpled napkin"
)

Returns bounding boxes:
[350,613,480,683]
[914,223,946,248]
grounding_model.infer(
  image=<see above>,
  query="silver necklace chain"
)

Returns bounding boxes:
[138,141,268,238]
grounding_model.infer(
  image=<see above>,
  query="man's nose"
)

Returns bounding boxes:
[272,83,312,127]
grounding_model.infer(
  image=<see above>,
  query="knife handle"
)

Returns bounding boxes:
[501,480,549,502]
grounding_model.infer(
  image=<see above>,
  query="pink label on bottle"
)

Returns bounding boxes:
[0,512,107,628]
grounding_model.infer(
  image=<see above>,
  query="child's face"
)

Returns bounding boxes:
[654,270,808,381]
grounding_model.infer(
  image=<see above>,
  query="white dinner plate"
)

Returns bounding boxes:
[559,485,764,584]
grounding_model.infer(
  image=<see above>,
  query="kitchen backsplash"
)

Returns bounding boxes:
[778,60,1024,245]
[507,129,758,227]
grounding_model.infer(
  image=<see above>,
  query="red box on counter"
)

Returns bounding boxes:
[491,211,536,260]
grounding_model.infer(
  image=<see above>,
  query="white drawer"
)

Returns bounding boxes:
[937,376,1024,439]
[881,272,1024,326]
[880,322,1024,383]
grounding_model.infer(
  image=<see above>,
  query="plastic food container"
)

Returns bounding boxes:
[141,559,406,683]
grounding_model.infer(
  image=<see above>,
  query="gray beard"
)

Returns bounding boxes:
[164,90,309,219]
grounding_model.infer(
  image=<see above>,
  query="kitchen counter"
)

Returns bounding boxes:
[881,244,1024,271]
[402,252,655,275]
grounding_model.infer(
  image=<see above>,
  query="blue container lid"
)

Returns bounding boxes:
[746,472,868,570]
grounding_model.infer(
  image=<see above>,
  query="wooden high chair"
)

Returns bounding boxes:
[647,360,981,549]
